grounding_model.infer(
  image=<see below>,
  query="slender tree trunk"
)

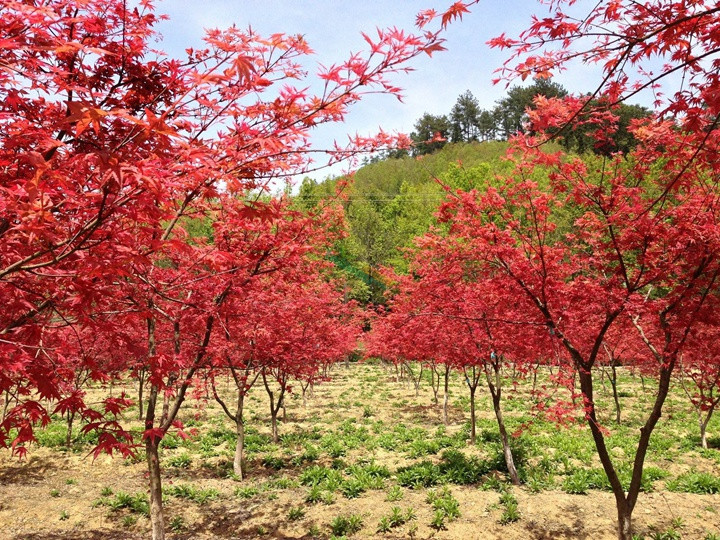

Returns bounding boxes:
[233,393,245,479]
[700,417,708,449]
[431,365,439,404]
[571,370,578,406]
[611,363,621,424]
[495,401,519,485]
[697,404,716,450]
[65,411,75,448]
[469,385,477,444]
[137,369,146,420]
[162,321,181,425]
[145,312,166,540]
[414,364,423,397]
[269,394,277,442]
[486,364,519,485]
[146,430,165,540]
[2,389,10,422]
[263,372,284,443]
[443,366,450,426]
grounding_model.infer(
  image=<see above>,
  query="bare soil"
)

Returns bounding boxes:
[1,363,718,539]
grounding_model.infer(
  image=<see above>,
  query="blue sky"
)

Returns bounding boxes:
[153,1,606,180]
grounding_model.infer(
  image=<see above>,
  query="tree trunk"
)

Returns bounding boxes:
[65,411,75,448]
[469,385,477,444]
[443,366,450,426]
[137,369,146,420]
[233,393,245,479]
[616,505,632,540]
[414,364,423,397]
[269,396,278,443]
[262,372,284,444]
[146,434,165,540]
[491,389,519,485]
[576,363,676,540]
[611,363,621,424]
[144,311,166,540]
[485,362,519,485]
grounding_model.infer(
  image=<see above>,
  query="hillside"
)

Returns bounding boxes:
[296,142,515,302]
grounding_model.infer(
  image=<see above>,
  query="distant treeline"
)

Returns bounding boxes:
[403,79,650,157]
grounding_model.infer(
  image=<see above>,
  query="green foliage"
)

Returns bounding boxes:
[164,484,220,505]
[235,486,259,499]
[169,516,186,532]
[426,486,460,530]
[386,485,404,502]
[667,471,720,494]
[261,455,286,470]
[296,141,511,302]
[305,485,324,504]
[288,507,305,521]
[498,492,520,525]
[377,506,417,532]
[395,449,499,488]
[329,514,364,536]
[98,491,150,516]
[494,79,567,139]
[167,453,192,469]
[396,461,442,488]
[411,112,451,155]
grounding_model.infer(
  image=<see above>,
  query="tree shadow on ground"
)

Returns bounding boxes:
[523,503,595,540]
[0,455,56,484]
[18,531,145,540]
[172,497,305,539]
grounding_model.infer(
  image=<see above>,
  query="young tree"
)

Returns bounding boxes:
[676,308,720,449]
[433,138,720,538]
[414,3,720,536]
[1,2,469,538]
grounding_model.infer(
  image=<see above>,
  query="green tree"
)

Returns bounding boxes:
[411,113,451,155]
[559,101,651,155]
[450,90,482,142]
[494,79,568,139]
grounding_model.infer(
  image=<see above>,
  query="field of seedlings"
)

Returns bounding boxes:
[1,362,718,540]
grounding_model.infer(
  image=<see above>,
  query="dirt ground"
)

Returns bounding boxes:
[1,363,718,539]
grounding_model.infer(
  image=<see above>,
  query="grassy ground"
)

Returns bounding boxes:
[1,361,719,539]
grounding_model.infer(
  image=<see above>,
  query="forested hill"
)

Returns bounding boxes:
[293,80,649,304]
[294,141,515,303]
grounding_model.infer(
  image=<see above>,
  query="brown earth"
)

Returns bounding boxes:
[1,363,718,539]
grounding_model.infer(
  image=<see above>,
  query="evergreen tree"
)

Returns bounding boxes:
[450,90,482,142]
[411,113,451,155]
[494,79,568,139]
